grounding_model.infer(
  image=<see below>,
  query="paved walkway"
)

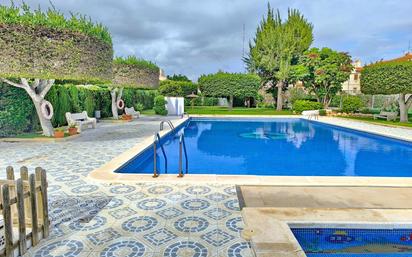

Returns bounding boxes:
[0,117,252,257]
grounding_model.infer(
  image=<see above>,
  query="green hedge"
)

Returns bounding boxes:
[0,83,157,136]
[292,100,322,113]
[184,97,219,106]
[113,56,160,88]
[199,72,260,99]
[0,4,113,83]
[159,80,197,97]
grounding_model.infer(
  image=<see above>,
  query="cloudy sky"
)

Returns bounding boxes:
[8,0,412,80]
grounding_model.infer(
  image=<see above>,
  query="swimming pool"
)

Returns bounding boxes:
[116,118,412,176]
[292,227,412,256]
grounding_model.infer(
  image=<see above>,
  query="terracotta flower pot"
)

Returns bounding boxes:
[54,131,65,138]
[122,114,132,120]
[68,127,78,136]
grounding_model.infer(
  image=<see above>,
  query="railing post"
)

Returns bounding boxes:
[2,184,13,257]
[178,139,183,178]
[30,173,39,246]
[6,166,14,180]
[16,178,27,255]
[153,134,158,178]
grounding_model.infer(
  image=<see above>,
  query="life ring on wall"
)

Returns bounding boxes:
[41,101,54,120]
[117,99,125,109]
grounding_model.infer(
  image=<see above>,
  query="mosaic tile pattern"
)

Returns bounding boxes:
[0,119,253,257]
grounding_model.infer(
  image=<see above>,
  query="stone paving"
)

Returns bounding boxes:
[0,117,253,257]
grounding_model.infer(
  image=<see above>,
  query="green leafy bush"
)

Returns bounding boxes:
[292,100,322,113]
[0,3,112,45]
[341,96,364,113]
[288,87,313,104]
[319,109,327,116]
[167,74,191,82]
[135,103,144,112]
[153,95,167,115]
[159,80,197,97]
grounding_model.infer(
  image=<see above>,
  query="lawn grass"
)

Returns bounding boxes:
[13,132,48,138]
[186,106,295,115]
[340,116,412,128]
[141,109,156,115]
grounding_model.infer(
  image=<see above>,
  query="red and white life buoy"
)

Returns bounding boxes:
[40,100,54,120]
[117,99,125,109]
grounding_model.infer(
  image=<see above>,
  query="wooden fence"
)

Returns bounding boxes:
[0,166,49,257]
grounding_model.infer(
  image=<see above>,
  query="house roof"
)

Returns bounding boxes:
[382,52,412,63]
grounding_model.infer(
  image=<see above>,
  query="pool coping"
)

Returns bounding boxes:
[88,115,412,186]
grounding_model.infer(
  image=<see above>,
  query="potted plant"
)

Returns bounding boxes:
[68,124,78,136]
[122,114,132,121]
[54,128,65,138]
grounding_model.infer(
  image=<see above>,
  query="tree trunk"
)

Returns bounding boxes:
[276,81,283,111]
[33,100,54,136]
[229,95,233,110]
[111,90,118,120]
[1,78,55,136]
[399,93,412,123]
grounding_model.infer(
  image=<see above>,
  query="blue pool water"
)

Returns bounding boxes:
[292,228,412,256]
[116,118,412,176]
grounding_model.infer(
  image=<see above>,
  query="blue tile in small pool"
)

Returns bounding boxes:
[108,207,137,219]
[87,228,121,246]
[227,242,252,257]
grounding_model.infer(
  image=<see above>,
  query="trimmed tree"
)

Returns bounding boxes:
[246,5,313,110]
[297,47,352,107]
[361,61,412,122]
[198,72,260,109]
[0,4,113,136]
[112,56,159,119]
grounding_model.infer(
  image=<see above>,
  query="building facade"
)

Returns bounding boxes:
[341,59,362,95]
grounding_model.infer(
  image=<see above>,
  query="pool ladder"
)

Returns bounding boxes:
[153,123,189,178]
[159,120,175,131]
[178,133,188,177]
[153,132,167,178]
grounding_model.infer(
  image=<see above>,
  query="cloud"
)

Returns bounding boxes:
[5,0,412,80]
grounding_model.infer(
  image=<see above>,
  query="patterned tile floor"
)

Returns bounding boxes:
[0,117,253,257]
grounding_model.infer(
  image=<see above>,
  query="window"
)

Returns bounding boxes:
[354,74,359,81]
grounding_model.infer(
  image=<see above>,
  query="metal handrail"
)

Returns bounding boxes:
[178,133,188,177]
[153,133,167,177]
[160,120,175,131]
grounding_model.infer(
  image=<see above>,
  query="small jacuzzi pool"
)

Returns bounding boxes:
[291,227,412,256]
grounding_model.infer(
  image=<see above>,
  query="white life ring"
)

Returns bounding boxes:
[41,101,54,120]
[117,99,125,109]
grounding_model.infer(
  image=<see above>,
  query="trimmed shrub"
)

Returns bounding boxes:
[0,4,113,83]
[135,103,144,112]
[341,96,364,113]
[113,56,159,88]
[199,72,260,100]
[293,100,322,113]
[153,95,167,115]
[319,109,327,116]
[159,80,197,97]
